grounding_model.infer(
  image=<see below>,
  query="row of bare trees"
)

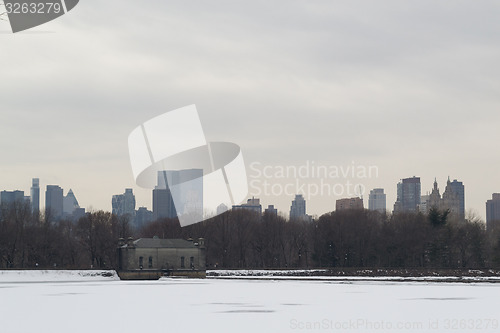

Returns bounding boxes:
[1,200,500,270]
[141,207,500,270]
[0,201,130,269]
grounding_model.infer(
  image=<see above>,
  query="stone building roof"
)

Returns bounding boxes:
[120,238,199,249]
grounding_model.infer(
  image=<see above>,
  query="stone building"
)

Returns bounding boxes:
[117,237,206,279]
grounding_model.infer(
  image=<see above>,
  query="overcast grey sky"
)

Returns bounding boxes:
[1,0,500,219]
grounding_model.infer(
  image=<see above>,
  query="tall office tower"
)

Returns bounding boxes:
[368,188,386,213]
[153,187,176,220]
[336,197,364,211]
[486,193,500,231]
[264,205,278,216]
[112,188,136,217]
[419,194,430,213]
[443,178,465,219]
[30,178,40,213]
[290,194,307,220]
[63,189,80,216]
[153,170,203,221]
[426,178,441,210]
[0,190,25,205]
[232,197,262,215]
[158,170,203,216]
[393,177,421,213]
[216,203,228,215]
[134,207,153,229]
[45,185,64,219]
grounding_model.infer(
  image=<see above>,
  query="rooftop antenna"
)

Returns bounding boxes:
[357,185,363,200]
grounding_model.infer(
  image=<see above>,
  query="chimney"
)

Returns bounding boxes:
[127,237,135,248]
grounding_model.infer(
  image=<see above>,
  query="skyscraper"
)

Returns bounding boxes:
[290,194,309,221]
[486,193,500,231]
[421,177,465,219]
[232,197,262,215]
[0,190,25,205]
[153,169,203,221]
[112,188,136,217]
[368,188,386,213]
[394,177,421,213]
[444,178,465,219]
[63,189,80,215]
[426,178,441,210]
[264,205,278,216]
[45,185,63,220]
[216,203,228,215]
[336,197,364,211]
[134,206,153,229]
[153,187,176,220]
[30,178,40,214]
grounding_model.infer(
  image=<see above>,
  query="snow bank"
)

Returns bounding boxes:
[0,270,119,282]
[208,269,500,282]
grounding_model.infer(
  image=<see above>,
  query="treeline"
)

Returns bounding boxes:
[2,200,500,270]
[0,201,130,269]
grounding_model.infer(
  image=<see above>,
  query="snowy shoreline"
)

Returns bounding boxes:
[2,269,500,283]
[207,269,500,283]
[0,270,119,282]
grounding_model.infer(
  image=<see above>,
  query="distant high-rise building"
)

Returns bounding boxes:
[72,208,86,221]
[134,207,153,229]
[443,178,465,219]
[233,197,262,215]
[290,194,310,221]
[486,193,500,231]
[420,177,465,219]
[264,205,278,216]
[62,189,85,221]
[336,197,364,211]
[419,194,430,213]
[394,177,421,213]
[30,178,40,213]
[368,188,386,213]
[63,189,80,215]
[153,187,176,220]
[45,185,64,219]
[426,178,441,210]
[112,188,136,218]
[216,203,228,215]
[0,190,25,205]
[153,170,203,221]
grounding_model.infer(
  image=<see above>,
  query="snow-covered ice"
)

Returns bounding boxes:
[0,271,499,333]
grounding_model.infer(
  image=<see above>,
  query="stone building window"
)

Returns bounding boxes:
[190,256,194,269]
[139,256,143,269]
[148,256,153,268]
[181,256,185,268]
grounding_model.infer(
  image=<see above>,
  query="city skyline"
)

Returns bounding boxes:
[2,2,500,220]
[0,174,492,222]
